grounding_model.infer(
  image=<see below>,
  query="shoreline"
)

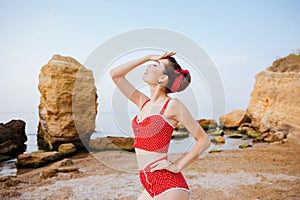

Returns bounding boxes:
[1,141,299,200]
[0,133,256,178]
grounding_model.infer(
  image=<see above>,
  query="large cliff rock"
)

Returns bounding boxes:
[0,120,27,161]
[246,53,300,143]
[38,55,98,150]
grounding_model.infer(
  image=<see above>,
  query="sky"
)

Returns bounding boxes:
[0,0,299,118]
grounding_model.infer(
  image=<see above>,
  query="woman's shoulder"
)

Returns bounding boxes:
[167,98,185,110]
[168,97,181,104]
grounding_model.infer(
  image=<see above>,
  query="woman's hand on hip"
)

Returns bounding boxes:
[149,159,180,173]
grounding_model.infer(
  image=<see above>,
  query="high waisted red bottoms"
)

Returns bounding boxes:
[139,158,190,198]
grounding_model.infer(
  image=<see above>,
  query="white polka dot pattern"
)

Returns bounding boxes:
[131,98,174,153]
[139,168,189,197]
[133,98,190,197]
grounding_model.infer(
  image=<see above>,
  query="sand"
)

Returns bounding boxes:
[1,141,300,200]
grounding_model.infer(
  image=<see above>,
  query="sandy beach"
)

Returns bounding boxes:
[0,141,299,200]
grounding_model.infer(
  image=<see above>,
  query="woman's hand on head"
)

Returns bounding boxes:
[146,51,176,61]
[149,159,181,173]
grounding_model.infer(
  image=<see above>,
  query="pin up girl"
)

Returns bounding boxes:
[110,51,211,200]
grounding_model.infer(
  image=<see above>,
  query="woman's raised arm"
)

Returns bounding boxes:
[110,56,150,109]
[109,52,176,109]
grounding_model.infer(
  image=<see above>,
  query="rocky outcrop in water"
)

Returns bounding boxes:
[38,55,98,150]
[0,120,27,162]
[246,53,300,144]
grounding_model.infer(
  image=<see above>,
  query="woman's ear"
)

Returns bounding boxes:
[158,75,169,85]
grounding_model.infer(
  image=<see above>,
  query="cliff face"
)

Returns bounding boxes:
[246,53,300,143]
[38,55,98,150]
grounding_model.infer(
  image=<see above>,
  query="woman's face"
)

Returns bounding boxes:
[142,59,169,84]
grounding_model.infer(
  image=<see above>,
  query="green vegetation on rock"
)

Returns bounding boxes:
[209,149,223,153]
[245,130,261,139]
[239,143,252,149]
[0,155,11,162]
[228,133,243,138]
[207,129,224,136]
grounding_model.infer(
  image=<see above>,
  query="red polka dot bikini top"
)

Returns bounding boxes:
[132,98,174,153]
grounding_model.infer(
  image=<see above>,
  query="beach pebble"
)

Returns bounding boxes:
[56,167,79,173]
[211,136,225,144]
[58,143,77,156]
[40,169,58,179]
[239,143,252,149]
[228,133,243,138]
[51,159,74,168]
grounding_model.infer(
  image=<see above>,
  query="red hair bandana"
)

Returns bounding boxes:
[170,69,189,93]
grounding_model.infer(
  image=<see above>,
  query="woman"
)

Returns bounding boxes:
[110,51,211,200]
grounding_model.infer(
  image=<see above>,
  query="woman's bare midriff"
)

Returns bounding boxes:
[135,148,168,170]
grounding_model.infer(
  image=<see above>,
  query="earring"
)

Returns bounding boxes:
[158,80,162,84]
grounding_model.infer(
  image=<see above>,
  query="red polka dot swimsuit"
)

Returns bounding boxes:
[132,98,189,198]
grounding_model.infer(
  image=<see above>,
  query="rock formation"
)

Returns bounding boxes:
[40,159,79,179]
[58,143,77,156]
[219,110,251,128]
[38,55,98,150]
[0,120,27,161]
[89,136,134,152]
[246,53,300,143]
[197,119,218,130]
[16,143,77,168]
[211,136,225,144]
[16,151,62,168]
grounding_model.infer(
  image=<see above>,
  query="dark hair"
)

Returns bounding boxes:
[163,57,191,93]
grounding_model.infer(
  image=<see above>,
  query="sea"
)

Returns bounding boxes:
[0,111,252,178]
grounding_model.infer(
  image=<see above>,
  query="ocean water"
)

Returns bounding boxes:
[0,112,251,178]
[0,111,203,153]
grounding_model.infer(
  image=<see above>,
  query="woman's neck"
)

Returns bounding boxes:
[149,84,169,103]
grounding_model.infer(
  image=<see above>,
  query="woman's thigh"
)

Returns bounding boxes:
[137,190,153,200]
[155,189,190,200]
